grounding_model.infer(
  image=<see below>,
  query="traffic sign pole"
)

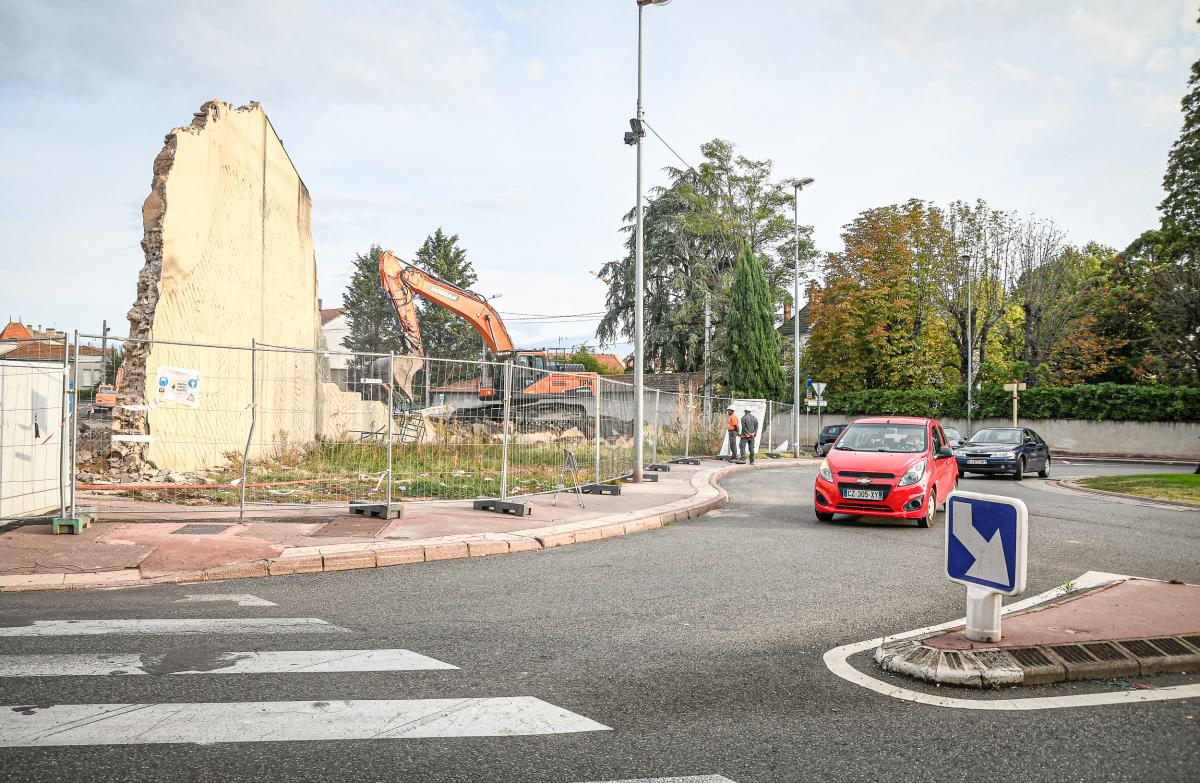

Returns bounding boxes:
[945,489,1029,643]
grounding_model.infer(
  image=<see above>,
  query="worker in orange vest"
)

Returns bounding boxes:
[725,406,739,461]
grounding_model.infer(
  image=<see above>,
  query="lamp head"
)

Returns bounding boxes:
[793,177,815,189]
[638,0,673,5]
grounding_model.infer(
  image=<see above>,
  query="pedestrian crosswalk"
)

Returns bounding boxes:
[0,648,458,676]
[0,592,609,748]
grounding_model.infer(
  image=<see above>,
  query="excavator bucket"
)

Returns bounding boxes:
[392,355,424,404]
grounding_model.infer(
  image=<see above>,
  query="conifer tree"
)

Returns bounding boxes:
[411,229,481,360]
[343,244,408,355]
[724,247,785,399]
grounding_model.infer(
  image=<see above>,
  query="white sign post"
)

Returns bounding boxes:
[811,382,827,443]
[1003,380,1027,426]
[945,490,1028,642]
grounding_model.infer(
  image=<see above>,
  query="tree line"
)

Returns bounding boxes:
[597,32,1199,397]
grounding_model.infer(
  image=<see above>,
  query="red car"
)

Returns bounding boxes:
[813,416,960,528]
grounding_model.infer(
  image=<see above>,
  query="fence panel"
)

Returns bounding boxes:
[0,357,67,518]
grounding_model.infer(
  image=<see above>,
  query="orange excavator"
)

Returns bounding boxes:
[377,250,597,418]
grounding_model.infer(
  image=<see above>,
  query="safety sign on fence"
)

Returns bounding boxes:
[155,366,201,409]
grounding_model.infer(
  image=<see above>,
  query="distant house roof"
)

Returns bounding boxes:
[592,353,625,372]
[777,303,811,336]
[599,371,705,392]
[321,307,347,325]
[0,341,103,361]
[0,321,34,340]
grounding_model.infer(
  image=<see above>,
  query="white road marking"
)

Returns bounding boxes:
[175,594,276,607]
[0,697,610,746]
[578,777,737,783]
[0,618,349,637]
[823,571,1200,710]
[0,649,457,677]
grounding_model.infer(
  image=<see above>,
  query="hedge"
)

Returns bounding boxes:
[822,383,1200,423]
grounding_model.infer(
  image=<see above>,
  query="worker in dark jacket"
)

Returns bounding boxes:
[739,408,759,464]
[725,406,739,461]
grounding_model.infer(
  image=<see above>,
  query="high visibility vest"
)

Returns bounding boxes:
[727,413,739,431]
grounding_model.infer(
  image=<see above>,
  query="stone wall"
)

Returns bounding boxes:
[115,100,374,473]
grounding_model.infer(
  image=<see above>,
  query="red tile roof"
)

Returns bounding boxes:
[592,353,625,372]
[321,307,347,325]
[0,321,33,340]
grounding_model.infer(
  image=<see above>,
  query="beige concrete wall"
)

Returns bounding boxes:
[117,100,375,472]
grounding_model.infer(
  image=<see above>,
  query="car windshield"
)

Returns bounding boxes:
[835,423,927,453]
[967,428,1021,445]
[944,427,962,440]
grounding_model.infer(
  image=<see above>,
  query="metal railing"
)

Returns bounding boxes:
[0,331,800,520]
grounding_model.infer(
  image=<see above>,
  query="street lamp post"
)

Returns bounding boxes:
[963,254,973,437]
[629,0,671,482]
[791,177,814,458]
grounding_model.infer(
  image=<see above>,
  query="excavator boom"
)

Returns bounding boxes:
[379,250,515,356]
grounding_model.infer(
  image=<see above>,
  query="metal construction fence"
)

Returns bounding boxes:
[0,341,70,519]
[1,331,808,520]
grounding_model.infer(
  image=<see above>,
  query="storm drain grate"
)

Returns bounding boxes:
[1182,635,1200,650]
[1082,642,1127,662]
[1049,644,1095,664]
[1119,639,1166,658]
[172,524,232,535]
[1147,637,1192,656]
[1010,647,1053,668]
[942,651,963,670]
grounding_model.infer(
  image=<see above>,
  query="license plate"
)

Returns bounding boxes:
[843,488,884,500]
[967,459,989,465]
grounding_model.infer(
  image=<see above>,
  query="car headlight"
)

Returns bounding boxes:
[999,451,1016,459]
[898,459,927,486]
[818,460,833,482]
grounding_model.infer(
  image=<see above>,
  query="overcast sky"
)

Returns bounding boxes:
[1,1,1195,356]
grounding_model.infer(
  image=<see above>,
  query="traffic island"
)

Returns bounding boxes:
[875,577,1200,688]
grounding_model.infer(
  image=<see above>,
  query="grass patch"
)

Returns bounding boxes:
[117,435,635,506]
[1077,473,1200,504]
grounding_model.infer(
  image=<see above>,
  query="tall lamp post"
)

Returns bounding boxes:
[963,254,973,437]
[791,177,814,458]
[626,0,672,482]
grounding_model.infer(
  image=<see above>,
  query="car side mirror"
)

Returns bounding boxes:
[937,446,954,459]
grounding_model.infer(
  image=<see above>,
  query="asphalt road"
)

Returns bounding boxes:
[1,461,1197,783]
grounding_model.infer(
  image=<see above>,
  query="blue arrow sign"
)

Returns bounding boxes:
[945,491,1028,596]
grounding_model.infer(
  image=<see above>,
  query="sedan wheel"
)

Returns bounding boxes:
[1038,458,1050,478]
[917,490,936,528]
[1013,457,1025,481]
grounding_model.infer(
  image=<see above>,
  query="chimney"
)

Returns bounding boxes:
[318,298,323,309]
[784,304,792,322]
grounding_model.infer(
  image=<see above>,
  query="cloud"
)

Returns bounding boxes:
[1069,0,1194,69]
[0,0,511,109]
[1108,77,1183,127]
[996,59,1036,84]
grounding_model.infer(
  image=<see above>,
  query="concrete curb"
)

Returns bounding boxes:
[0,458,817,592]
[1051,478,1200,510]
[874,579,1200,688]
[875,633,1200,688]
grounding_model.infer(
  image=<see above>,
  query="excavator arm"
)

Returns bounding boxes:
[378,250,515,357]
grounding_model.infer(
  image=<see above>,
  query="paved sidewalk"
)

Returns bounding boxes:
[0,458,814,591]
[876,574,1200,688]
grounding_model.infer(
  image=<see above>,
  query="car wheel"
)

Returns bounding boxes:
[1013,457,1025,481]
[1038,458,1050,479]
[917,490,936,528]
[815,511,834,522]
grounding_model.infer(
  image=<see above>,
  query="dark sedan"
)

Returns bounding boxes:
[955,427,1051,480]
[814,423,847,456]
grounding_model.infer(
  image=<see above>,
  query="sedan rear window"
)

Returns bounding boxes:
[835,423,927,453]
